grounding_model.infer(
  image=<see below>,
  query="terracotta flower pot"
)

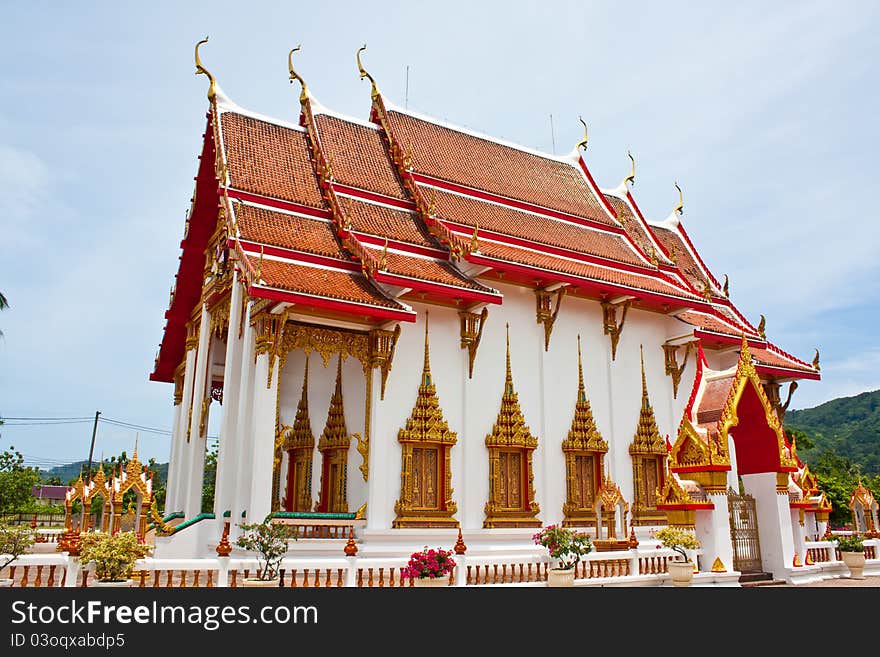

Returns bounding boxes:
[91,580,133,588]
[841,552,865,580]
[412,576,450,587]
[547,568,576,587]
[667,561,695,587]
[241,578,281,588]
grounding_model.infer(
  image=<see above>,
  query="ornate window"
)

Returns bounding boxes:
[629,346,667,526]
[483,326,541,529]
[283,359,315,513]
[393,320,458,528]
[562,336,608,526]
[315,355,350,513]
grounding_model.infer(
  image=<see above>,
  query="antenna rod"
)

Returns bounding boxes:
[405,65,409,109]
[549,113,556,155]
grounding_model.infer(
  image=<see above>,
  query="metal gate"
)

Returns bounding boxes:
[728,488,762,573]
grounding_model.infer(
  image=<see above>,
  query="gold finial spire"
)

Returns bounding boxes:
[576,116,589,151]
[623,150,635,187]
[255,245,264,283]
[470,220,479,253]
[288,44,309,102]
[194,37,217,101]
[723,274,729,298]
[379,237,388,271]
[639,344,649,410]
[757,314,766,339]
[673,182,684,216]
[422,312,432,386]
[133,434,138,462]
[356,44,380,101]
[577,334,586,402]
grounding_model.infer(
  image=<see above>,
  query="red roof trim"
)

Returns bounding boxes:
[374,270,503,304]
[226,189,332,220]
[333,184,416,211]
[235,238,361,273]
[352,232,448,259]
[671,465,731,473]
[574,156,619,219]
[656,503,715,511]
[693,329,767,348]
[412,173,623,236]
[248,284,416,322]
[755,364,821,381]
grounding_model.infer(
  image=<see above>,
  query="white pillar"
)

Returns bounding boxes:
[231,305,257,532]
[184,305,212,518]
[169,337,198,512]
[791,508,807,565]
[163,402,182,514]
[365,366,389,531]
[741,472,795,577]
[695,493,734,573]
[248,349,279,523]
[214,276,244,520]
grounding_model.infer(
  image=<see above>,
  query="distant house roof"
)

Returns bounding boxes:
[31,485,68,500]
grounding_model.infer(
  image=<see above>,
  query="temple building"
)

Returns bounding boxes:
[148,41,824,581]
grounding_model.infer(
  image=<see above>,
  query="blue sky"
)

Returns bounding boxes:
[1,1,878,468]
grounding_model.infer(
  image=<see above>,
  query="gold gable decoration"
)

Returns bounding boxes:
[629,346,667,526]
[316,355,350,513]
[718,336,799,472]
[393,316,459,528]
[629,346,667,456]
[483,325,541,528]
[283,358,315,513]
[562,336,607,527]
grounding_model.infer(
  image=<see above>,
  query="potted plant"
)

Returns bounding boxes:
[533,524,592,587]
[235,518,296,587]
[654,526,700,587]
[78,531,151,587]
[0,522,36,587]
[835,533,865,580]
[401,546,455,587]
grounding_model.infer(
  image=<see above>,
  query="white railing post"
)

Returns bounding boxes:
[64,556,80,588]
[217,557,229,587]
[345,556,358,587]
[454,555,467,587]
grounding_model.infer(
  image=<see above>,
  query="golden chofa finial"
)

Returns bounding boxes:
[722,274,730,298]
[673,181,684,216]
[623,150,635,187]
[576,116,589,152]
[812,348,820,371]
[356,44,380,101]
[288,44,309,103]
[194,36,217,101]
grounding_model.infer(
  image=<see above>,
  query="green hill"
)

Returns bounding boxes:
[786,389,880,476]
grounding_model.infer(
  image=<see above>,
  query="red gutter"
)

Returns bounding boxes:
[373,271,502,305]
[333,184,416,211]
[575,156,620,219]
[248,285,416,322]
[755,365,821,381]
[235,238,361,273]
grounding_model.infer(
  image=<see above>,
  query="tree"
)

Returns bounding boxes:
[201,446,218,513]
[0,446,41,514]
[0,291,8,338]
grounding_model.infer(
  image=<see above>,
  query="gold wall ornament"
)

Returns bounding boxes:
[673,181,684,216]
[253,310,290,388]
[316,355,351,513]
[757,314,766,339]
[199,394,211,439]
[711,557,727,573]
[716,336,799,472]
[393,316,459,528]
[662,342,692,399]
[629,345,668,526]
[669,417,730,475]
[287,44,309,103]
[379,237,388,271]
[194,36,217,101]
[594,469,629,541]
[369,324,400,400]
[812,348,820,371]
[562,336,608,526]
[575,116,589,151]
[483,325,541,528]
[149,499,174,536]
[356,44,380,101]
[535,287,565,352]
[459,307,489,379]
[723,274,730,298]
[280,322,371,371]
[849,477,879,534]
[470,220,479,253]
[283,357,315,512]
[601,299,630,361]
[184,320,200,352]
[623,150,635,188]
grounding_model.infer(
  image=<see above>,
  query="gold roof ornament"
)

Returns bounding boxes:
[673,182,684,216]
[318,355,349,451]
[629,345,666,455]
[194,36,217,101]
[486,325,539,450]
[288,44,309,103]
[561,336,607,453]
[284,357,315,452]
[575,116,589,152]
[812,348,820,371]
[596,467,628,513]
[623,150,636,187]
[723,274,729,298]
[356,44,380,101]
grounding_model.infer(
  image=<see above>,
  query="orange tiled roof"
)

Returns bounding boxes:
[344,198,435,249]
[234,202,346,260]
[381,250,492,292]
[220,112,324,208]
[427,186,644,267]
[314,114,407,200]
[675,310,743,337]
[247,256,403,310]
[695,377,734,424]
[473,240,702,300]
[385,110,615,225]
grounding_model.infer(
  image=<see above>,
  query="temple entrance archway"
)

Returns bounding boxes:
[728,487,762,573]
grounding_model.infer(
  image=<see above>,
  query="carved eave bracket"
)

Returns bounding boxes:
[601,299,631,361]
[535,287,565,352]
[663,342,693,399]
[459,307,489,379]
[370,324,401,400]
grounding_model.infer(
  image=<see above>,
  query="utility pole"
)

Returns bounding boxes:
[86,411,101,483]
